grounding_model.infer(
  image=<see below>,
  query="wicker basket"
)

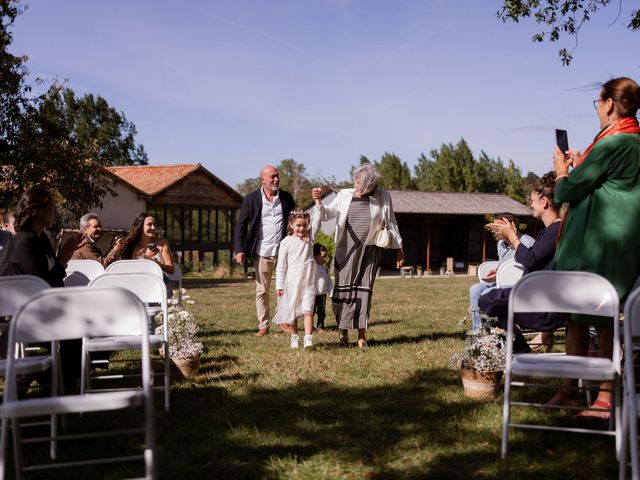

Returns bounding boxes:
[460,367,502,399]
[170,355,201,378]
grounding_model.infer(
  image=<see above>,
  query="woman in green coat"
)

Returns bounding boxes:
[548,77,640,416]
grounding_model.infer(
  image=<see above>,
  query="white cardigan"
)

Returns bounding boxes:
[316,188,402,250]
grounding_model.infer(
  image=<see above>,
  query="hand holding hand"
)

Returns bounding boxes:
[312,187,322,205]
[486,219,518,244]
[235,252,245,265]
[277,289,284,297]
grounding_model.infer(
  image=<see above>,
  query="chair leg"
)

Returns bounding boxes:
[615,376,623,461]
[619,388,629,480]
[0,418,8,480]
[80,340,87,396]
[164,344,171,412]
[501,371,512,458]
[11,419,24,480]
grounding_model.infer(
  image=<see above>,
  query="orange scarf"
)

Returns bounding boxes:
[574,116,640,167]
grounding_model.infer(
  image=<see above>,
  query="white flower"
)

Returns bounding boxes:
[155,288,204,359]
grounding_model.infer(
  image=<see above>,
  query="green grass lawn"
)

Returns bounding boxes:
[156,276,619,480]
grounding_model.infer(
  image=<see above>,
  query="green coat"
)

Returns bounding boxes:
[554,132,640,325]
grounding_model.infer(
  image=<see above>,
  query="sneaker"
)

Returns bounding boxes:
[303,335,313,349]
[290,334,300,349]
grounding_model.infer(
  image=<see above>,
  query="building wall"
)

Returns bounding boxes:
[93,181,147,231]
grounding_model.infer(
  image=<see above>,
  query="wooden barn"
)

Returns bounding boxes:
[387,190,536,273]
[100,164,243,267]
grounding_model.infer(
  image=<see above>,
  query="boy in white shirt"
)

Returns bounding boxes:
[313,243,332,333]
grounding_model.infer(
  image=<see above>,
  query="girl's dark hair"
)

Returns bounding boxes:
[13,186,53,232]
[286,208,310,235]
[495,212,519,228]
[601,77,640,117]
[532,171,559,211]
[121,212,152,259]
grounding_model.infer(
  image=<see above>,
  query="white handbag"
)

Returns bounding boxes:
[375,209,393,249]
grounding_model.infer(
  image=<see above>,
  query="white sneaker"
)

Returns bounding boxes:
[290,334,300,349]
[303,335,313,349]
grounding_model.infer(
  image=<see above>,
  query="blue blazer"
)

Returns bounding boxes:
[233,188,295,258]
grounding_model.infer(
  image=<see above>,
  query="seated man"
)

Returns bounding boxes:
[70,213,123,266]
[468,213,535,331]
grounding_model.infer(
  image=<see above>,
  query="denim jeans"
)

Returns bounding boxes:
[469,281,497,331]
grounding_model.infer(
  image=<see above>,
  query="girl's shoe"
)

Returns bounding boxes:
[290,334,300,349]
[303,335,313,349]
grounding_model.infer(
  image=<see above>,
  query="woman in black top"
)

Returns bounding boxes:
[0,186,75,285]
[479,173,563,352]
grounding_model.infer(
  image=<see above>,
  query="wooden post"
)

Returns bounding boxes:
[482,228,487,263]
[426,216,431,274]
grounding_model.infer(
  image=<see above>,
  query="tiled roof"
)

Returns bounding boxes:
[107,164,201,196]
[387,190,532,216]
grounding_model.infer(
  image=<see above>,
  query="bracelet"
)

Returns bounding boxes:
[555,174,568,182]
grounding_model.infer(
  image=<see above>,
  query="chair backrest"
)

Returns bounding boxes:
[496,259,525,288]
[166,263,182,282]
[478,261,500,281]
[508,270,620,367]
[64,259,106,286]
[105,259,164,279]
[0,275,51,318]
[4,286,150,400]
[89,272,168,339]
[624,287,640,340]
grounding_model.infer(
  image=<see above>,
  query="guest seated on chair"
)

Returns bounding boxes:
[479,172,564,353]
[468,212,535,332]
[67,213,124,267]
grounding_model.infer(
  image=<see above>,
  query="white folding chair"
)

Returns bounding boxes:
[87,272,170,411]
[105,259,164,279]
[166,263,183,303]
[0,286,155,480]
[501,270,621,459]
[64,259,105,287]
[620,288,640,480]
[0,276,53,377]
[477,260,500,282]
[495,259,525,288]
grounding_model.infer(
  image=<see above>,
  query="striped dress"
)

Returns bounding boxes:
[332,197,380,330]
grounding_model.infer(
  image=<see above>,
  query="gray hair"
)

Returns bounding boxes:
[353,164,380,196]
[79,213,100,231]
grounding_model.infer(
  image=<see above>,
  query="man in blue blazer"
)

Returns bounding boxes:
[234,165,295,336]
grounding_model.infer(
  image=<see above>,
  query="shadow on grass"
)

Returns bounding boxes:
[182,277,251,289]
[376,331,466,346]
[158,367,617,479]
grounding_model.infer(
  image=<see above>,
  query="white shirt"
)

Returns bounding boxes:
[315,262,332,296]
[256,188,283,257]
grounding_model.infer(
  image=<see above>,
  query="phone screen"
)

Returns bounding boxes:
[555,129,569,153]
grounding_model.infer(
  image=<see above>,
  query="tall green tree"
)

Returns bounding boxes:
[62,89,148,166]
[497,0,640,65]
[375,152,414,190]
[0,1,145,224]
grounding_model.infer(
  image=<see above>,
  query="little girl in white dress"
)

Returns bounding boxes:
[272,208,320,349]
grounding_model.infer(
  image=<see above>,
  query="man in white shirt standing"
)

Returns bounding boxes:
[234,165,296,336]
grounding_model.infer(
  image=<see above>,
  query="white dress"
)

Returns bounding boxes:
[272,221,319,325]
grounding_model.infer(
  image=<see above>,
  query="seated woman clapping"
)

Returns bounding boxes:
[478,172,564,353]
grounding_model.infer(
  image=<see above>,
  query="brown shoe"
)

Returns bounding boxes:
[256,327,269,336]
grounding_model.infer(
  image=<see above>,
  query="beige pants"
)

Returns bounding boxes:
[254,255,277,329]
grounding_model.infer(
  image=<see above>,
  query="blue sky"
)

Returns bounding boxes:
[9,0,640,189]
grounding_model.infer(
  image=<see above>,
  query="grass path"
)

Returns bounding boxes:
[158,276,618,479]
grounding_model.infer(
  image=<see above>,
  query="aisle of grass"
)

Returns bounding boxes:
[159,276,618,480]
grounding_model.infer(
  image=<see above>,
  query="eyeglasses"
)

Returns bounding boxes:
[593,99,602,110]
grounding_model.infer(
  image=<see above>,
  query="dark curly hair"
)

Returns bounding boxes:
[13,186,54,232]
[286,208,310,235]
[531,171,559,211]
[121,212,153,259]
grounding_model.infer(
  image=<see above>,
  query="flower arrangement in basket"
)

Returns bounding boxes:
[451,312,506,399]
[155,289,203,377]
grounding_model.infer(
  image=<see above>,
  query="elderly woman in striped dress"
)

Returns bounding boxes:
[312,164,404,347]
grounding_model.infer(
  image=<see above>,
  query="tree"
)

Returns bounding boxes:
[375,152,414,190]
[413,138,527,203]
[62,89,148,166]
[0,1,145,224]
[497,0,640,65]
